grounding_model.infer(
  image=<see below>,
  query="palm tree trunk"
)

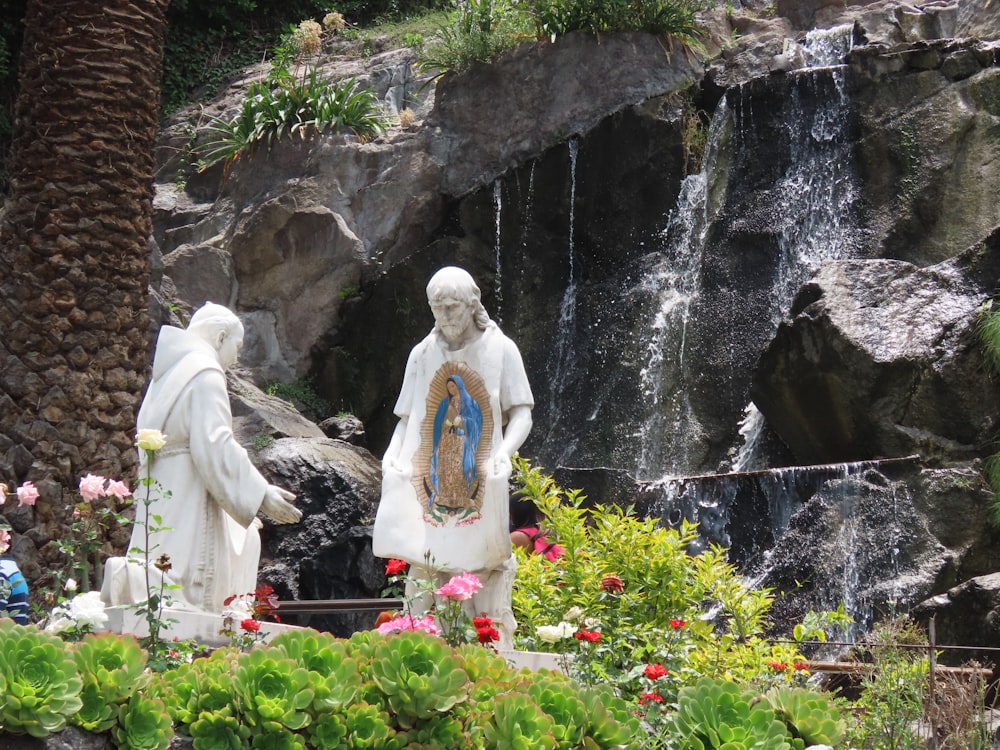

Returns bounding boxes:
[0,0,168,500]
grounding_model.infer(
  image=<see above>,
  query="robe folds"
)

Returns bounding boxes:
[102,326,268,614]
[373,322,534,574]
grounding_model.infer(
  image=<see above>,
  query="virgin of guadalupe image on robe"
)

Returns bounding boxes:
[422,367,491,523]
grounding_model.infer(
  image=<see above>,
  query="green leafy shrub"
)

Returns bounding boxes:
[71,632,149,733]
[200,62,387,173]
[511,458,808,706]
[846,619,930,750]
[0,619,83,737]
[418,0,529,75]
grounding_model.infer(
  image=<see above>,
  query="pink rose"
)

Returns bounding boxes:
[0,529,10,555]
[376,613,441,636]
[16,482,38,507]
[435,572,482,601]
[78,474,106,502]
[104,479,132,500]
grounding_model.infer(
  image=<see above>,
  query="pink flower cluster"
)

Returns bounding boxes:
[435,572,482,601]
[376,613,442,636]
[78,474,131,502]
[1,481,39,507]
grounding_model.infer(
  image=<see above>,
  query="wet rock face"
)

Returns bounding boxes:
[751,251,1000,465]
[255,437,386,636]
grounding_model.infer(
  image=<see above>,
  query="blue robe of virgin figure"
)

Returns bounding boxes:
[429,374,483,507]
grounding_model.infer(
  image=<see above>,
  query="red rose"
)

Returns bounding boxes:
[669,618,687,629]
[477,626,500,644]
[574,629,601,643]
[473,616,494,629]
[638,692,664,704]
[600,575,625,593]
[643,663,668,680]
[240,618,261,632]
[385,558,408,576]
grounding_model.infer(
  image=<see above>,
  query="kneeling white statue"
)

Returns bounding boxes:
[373,266,534,648]
[102,302,302,614]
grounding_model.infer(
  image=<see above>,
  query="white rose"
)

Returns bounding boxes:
[64,578,77,592]
[563,606,583,622]
[135,428,167,452]
[536,625,563,643]
[536,621,576,643]
[44,613,75,634]
[556,621,576,639]
[68,591,108,630]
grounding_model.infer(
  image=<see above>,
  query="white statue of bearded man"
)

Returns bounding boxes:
[102,302,302,614]
[374,266,533,648]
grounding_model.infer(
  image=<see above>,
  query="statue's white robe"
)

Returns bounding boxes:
[102,326,268,613]
[373,322,534,572]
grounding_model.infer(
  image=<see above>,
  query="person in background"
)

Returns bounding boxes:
[509,491,565,561]
[0,527,29,624]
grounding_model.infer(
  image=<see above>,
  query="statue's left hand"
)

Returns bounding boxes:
[491,454,513,478]
[261,485,303,524]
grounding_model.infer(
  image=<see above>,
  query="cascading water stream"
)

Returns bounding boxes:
[731,23,862,472]
[540,139,581,463]
[635,100,730,478]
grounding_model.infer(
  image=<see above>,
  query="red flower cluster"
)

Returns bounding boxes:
[643,663,668,680]
[669,618,686,629]
[575,629,601,643]
[473,616,500,644]
[240,618,261,632]
[385,558,408,576]
[768,660,789,671]
[638,692,664,704]
[793,661,809,671]
[600,575,625,594]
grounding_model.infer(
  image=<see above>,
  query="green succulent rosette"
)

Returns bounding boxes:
[483,693,557,750]
[368,630,470,729]
[188,711,252,750]
[110,692,174,750]
[669,676,794,750]
[0,618,83,737]
[233,647,314,732]
[159,647,239,735]
[765,686,847,748]
[71,631,149,733]
[269,628,361,713]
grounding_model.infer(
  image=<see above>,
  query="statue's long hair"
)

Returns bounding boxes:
[426,267,491,331]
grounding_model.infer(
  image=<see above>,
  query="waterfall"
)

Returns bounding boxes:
[730,23,861,472]
[635,99,730,478]
[541,139,581,463]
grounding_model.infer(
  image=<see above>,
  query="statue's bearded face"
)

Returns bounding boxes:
[430,294,475,344]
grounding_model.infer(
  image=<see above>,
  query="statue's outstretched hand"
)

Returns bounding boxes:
[261,485,302,524]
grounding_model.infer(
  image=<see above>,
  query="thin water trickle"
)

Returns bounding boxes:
[541,139,581,463]
[493,179,503,324]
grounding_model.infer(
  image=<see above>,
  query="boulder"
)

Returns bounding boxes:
[751,251,1000,465]
[255,437,386,637]
[760,461,1000,638]
[913,571,1000,667]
